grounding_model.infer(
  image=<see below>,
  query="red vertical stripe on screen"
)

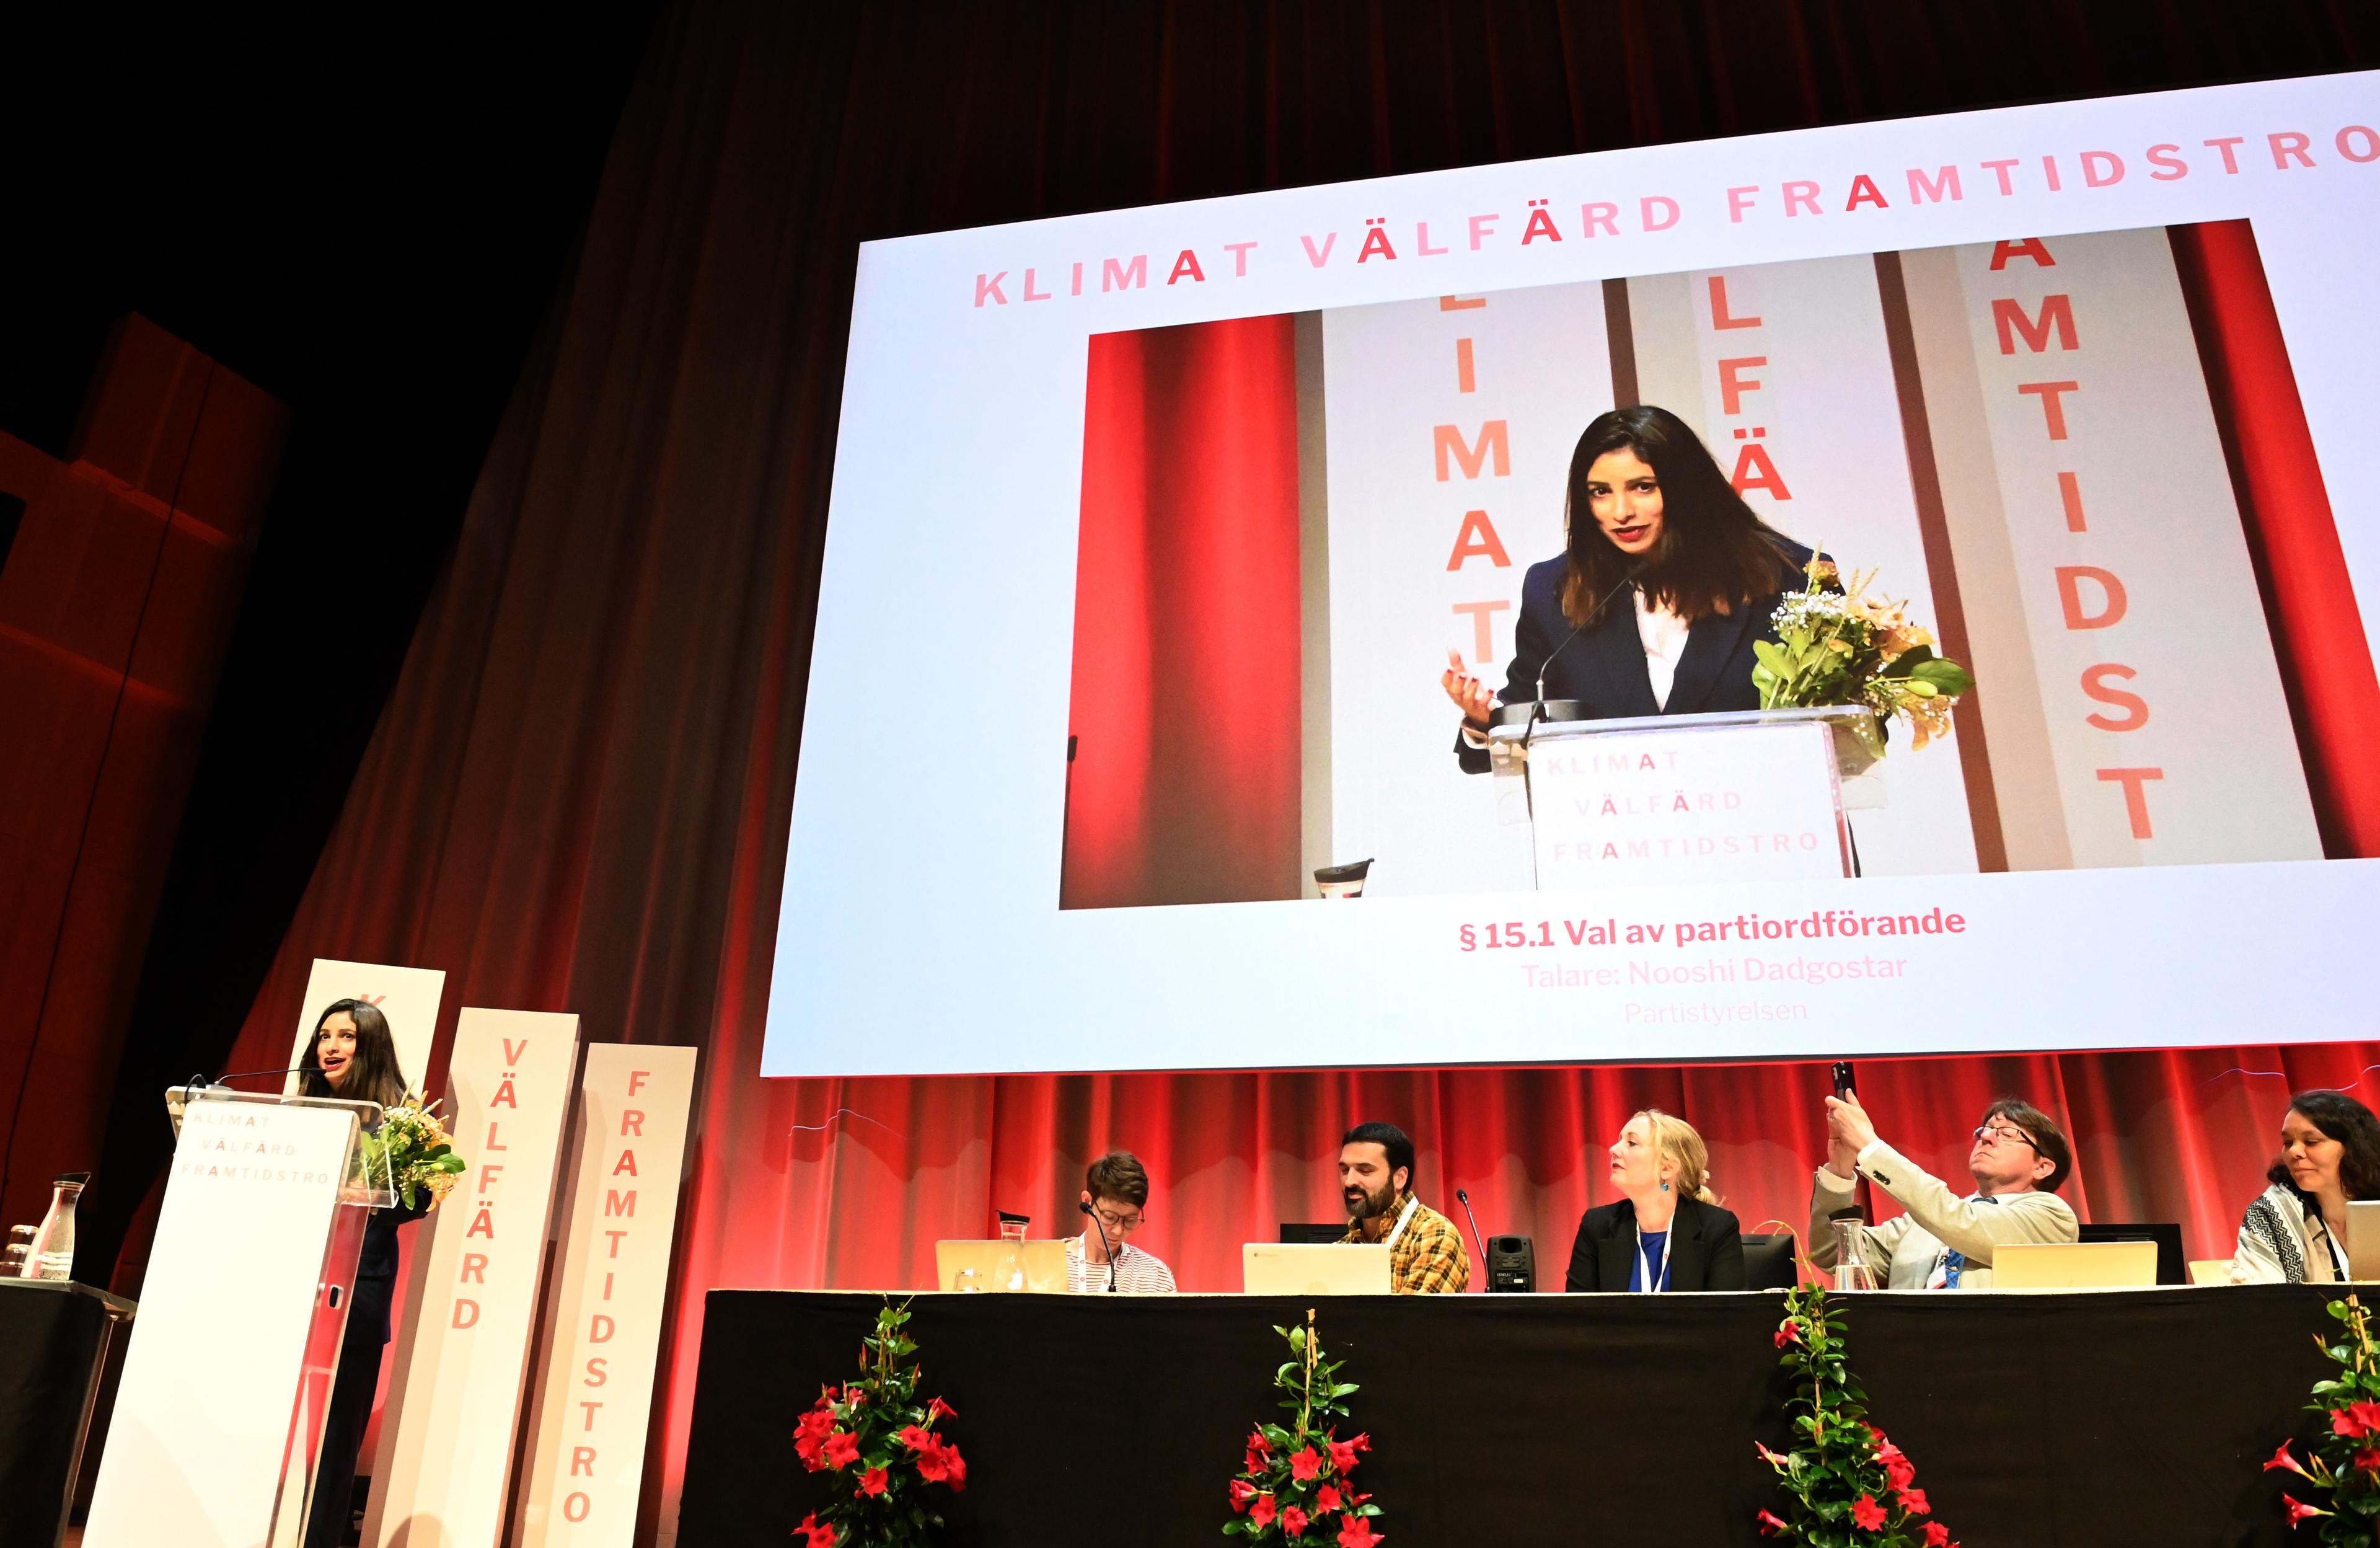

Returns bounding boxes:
[2171,219,2380,858]
[1063,316,1303,907]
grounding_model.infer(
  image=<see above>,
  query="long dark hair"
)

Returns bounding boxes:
[299,998,408,1112]
[2267,1089,2380,1201]
[1558,404,1802,626]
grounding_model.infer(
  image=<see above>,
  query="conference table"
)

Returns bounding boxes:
[683,1283,2330,1546]
[0,1278,134,1548]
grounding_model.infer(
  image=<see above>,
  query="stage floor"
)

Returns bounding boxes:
[682,1284,2326,1546]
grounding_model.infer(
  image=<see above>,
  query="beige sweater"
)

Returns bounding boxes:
[1808,1139,2078,1289]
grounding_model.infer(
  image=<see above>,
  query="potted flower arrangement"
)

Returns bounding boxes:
[1224,1309,1385,1547]
[1752,555,1975,761]
[2265,1293,2380,1540]
[791,1300,966,1547]
[358,1089,467,1210]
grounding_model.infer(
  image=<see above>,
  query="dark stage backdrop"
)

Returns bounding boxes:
[108,1,2380,1537]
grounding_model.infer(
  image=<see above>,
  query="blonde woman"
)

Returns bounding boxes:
[1564,1110,1746,1292]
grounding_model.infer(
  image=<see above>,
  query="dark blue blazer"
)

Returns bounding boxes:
[1455,539,1814,774]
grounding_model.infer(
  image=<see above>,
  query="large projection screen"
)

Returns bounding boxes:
[766,73,2380,1076]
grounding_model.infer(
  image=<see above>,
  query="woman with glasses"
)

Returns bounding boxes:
[1565,1109,1745,1291]
[2230,1090,2380,1284]
[1810,1093,2078,1289]
[1068,1150,1176,1293]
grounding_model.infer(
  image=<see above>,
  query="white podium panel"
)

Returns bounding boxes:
[1520,716,1851,889]
[84,1095,366,1548]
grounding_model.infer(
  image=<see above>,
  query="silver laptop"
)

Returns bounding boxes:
[1992,1241,2157,1289]
[2345,1200,2380,1281]
[1242,1242,1391,1294]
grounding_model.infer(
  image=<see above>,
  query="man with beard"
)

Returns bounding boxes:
[1334,1121,1470,1294]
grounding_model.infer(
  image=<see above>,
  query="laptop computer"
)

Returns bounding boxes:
[1243,1242,1391,1295]
[2345,1201,2380,1281]
[933,1239,1070,1293]
[1992,1240,2157,1289]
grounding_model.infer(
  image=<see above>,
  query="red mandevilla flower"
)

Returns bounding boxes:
[1251,1493,1277,1529]
[1755,1510,1790,1537]
[1230,1479,1258,1515]
[896,1424,933,1451]
[795,1512,838,1548]
[914,1436,967,1490]
[927,1395,957,1420]
[1884,1454,1916,1492]
[1316,1482,1343,1511]
[2283,1494,2330,1525]
[2263,1440,2309,1476]
[1335,1515,1381,1548]
[1281,1504,1310,1538]
[1774,1320,1801,1349]
[1898,1485,1931,1516]
[1291,1448,1324,1482]
[1849,1494,1887,1531]
[821,1431,860,1470]
[1249,1426,1272,1456]
[1923,1523,1951,1547]
[1754,1441,1786,1466]
[1328,1433,1370,1474]
[2334,1400,2380,1439]
[855,1467,888,1498]
[2358,1445,2380,1474]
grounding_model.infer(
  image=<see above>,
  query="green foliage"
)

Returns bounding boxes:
[1758,1285,1956,1547]
[2267,1293,2380,1543]
[791,1299,965,1547]
[1223,1311,1385,1547]
[1752,552,1973,756]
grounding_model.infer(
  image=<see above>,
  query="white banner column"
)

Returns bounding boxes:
[514,1045,699,1547]
[364,1009,581,1548]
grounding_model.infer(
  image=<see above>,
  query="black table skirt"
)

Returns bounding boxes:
[0,1281,114,1548]
[681,1285,2338,1547]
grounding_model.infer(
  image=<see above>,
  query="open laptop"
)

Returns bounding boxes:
[2345,1201,2380,1281]
[1242,1242,1391,1295]
[1992,1241,2157,1289]
[933,1239,1070,1293]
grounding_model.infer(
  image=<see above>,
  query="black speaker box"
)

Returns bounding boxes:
[1486,1234,1535,1292]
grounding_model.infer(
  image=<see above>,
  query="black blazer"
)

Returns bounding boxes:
[1564,1195,1747,1292]
[1455,540,1815,774]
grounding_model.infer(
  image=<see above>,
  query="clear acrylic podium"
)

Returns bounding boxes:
[81,1087,394,1548]
[1486,704,1881,889]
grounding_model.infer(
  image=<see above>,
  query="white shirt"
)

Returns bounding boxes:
[1634,590,1690,710]
[1064,1232,1178,1294]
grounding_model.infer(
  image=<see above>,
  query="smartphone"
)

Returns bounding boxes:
[1830,1060,1858,1099]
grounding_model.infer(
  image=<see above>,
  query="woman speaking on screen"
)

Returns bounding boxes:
[1441,404,1817,772]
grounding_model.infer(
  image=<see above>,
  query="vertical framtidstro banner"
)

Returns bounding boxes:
[286,959,447,1095]
[364,1009,581,1548]
[514,1045,699,1547]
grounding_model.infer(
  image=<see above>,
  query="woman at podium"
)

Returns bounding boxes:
[1564,1110,1745,1291]
[299,999,425,1548]
[1441,404,1816,772]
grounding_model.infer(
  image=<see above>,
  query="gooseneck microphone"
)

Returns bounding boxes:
[197,1067,312,1087]
[1453,1188,1491,1276]
[1532,565,1646,721]
[1077,1200,1120,1292]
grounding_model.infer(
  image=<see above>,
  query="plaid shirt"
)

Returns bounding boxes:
[1338,1193,1471,1294]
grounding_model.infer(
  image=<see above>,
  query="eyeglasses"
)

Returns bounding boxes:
[1972,1124,2038,1152]
[1091,1206,1144,1233]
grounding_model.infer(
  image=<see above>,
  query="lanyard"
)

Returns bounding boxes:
[1636,1223,1674,1293]
[1383,1196,1421,1251]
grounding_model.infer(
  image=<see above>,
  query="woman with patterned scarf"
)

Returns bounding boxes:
[2230,1089,2380,1284]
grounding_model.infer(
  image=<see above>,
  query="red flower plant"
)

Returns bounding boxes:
[1231,1479,1259,1514]
[2263,1440,2311,1476]
[1849,1493,1887,1531]
[912,1436,967,1490]
[1755,1510,1790,1537]
[1897,1485,1931,1516]
[1327,1433,1369,1474]
[1774,1320,1801,1349]
[1922,1523,1952,1547]
[1251,1493,1278,1529]
[2335,1400,2380,1440]
[1290,1448,1323,1482]
[1316,1483,1342,1511]
[1334,1516,1382,1548]
[927,1395,956,1421]
[790,1301,963,1546]
[2284,1493,2331,1525]
[1280,1505,1309,1538]
[821,1431,860,1470]
[795,1512,837,1548]
[855,1467,888,1498]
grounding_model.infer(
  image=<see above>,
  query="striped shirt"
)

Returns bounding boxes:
[1065,1232,1178,1294]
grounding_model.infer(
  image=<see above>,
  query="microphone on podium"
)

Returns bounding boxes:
[1077,1200,1120,1293]
[1454,1188,1490,1276]
[1526,565,1642,733]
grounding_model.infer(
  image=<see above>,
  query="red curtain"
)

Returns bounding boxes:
[1062,319,1303,908]
[2171,218,2380,859]
[150,4,2380,1540]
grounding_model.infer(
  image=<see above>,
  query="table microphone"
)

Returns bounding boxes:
[1453,1188,1490,1275]
[1077,1200,1119,1293]
[200,1067,312,1087]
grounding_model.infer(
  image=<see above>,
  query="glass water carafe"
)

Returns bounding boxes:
[27,1173,89,1281]
[994,1219,1028,1292]
[1832,1216,1877,1291]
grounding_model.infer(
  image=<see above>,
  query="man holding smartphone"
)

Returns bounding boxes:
[1809,1084,2078,1289]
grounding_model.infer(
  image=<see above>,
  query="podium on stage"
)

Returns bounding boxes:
[1484,704,1880,889]
[82,1087,394,1548]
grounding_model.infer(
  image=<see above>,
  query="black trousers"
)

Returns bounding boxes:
[303,1281,392,1548]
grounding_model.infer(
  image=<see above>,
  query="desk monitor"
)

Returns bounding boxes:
[2347,1201,2380,1282]
[1279,1222,1349,1245]
[1992,1241,2157,1289]
[934,1239,1069,1293]
[1243,1242,1390,1295]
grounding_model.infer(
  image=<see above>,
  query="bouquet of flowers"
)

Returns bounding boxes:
[1752,555,1975,758]
[1224,1309,1384,1548]
[359,1091,467,1211]
[2263,1293,2380,1540]
[792,1299,964,1548]
[1758,1284,1959,1547]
